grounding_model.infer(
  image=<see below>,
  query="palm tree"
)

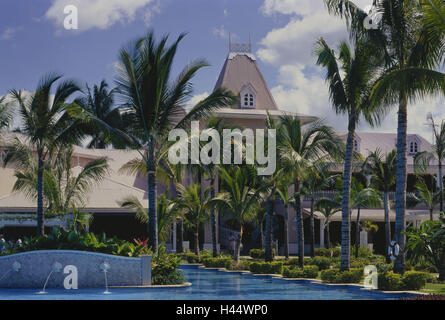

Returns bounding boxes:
[175,183,210,258]
[121,193,181,242]
[278,116,341,268]
[349,179,382,258]
[363,149,397,262]
[315,198,341,249]
[209,165,266,262]
[7,74,84,235]
[421,0,445,64]
[11,144,109,217]
[76,80,123,149]
[407,179,441,221]
[0,96,12,138]
[415,118,445,212]
[315,37,389,270]
[80,31,238,252]
[324,0,445,275]
[276,177,293,258]
[302,161,337,257]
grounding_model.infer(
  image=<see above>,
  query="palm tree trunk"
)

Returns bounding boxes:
[439,161,443,213]
[326,221,330,249]
[340,120,355,271]
[177,219,184,253]
[309,197,315,257]
[265,198,273,262]
[210,176,218,257]
[284,204,289,259]
[259,224,264,249]
[384,191,391,263]
[430,208,434,221]
[194,226,200,258]
[295,180,304,268]
[438,252,445,281]
[147,142,158,252]
[355,207,361,259]
[234,225,243,262]
[394,95,408,274]
[36,151,45,236]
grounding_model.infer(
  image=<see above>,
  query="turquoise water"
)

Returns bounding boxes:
[0,265,416,300]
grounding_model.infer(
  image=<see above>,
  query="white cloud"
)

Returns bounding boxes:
[45,0,160,32]
[260,0,444,142]
[0,27,23,40]
[213,25,229,39]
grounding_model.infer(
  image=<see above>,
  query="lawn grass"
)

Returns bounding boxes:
[421,283,445,295]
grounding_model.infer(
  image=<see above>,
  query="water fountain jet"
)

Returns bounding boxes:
[38,262,62,294]
[100,262,111,294]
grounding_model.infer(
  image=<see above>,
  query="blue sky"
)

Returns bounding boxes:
[0,0,443,140]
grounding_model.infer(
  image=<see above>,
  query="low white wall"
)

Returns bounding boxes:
[0,250,151,288]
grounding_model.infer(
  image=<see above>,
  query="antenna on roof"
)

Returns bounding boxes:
[249,33,252,52]
[229,32,232,52]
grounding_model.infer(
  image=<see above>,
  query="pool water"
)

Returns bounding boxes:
[0,265,416,300]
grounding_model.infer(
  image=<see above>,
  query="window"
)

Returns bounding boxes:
[243,93,254,108]
[409,141,419,154]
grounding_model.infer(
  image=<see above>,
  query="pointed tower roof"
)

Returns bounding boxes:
[214,38,278,110]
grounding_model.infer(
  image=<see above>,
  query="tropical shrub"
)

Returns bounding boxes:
[283,258,300,266]
[351,246,372,258]
[249,248,276,260]
[303,265,319,278]
[401,271,429,291]
[178,252,200,264]
[228,259,252,271]
[315,247,341,258]
[378,272,404,291]
[201,257,232,269]
[306,256,332,270]
[249,262,283,274]
[320,269,339,283]
[151,245,184,285]
[320,268,363,283]
[282,265,319,279]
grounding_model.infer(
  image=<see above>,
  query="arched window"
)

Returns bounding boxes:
[409,141,418,154]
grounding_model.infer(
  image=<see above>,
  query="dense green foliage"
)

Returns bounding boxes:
[249,248,276,260]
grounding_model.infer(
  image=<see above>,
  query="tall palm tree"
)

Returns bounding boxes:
[315,37,389,270]
[7,74,84,235]
[76,32,237,252]
[349,179,382,258]
[278,116,341,268]
[209,165,267,262]
[421,0,445,64]
[175,183,210,258]
[363,149,397,262]
[302,161,337,257]
[325,0,445,274]
[76,80,123,149]
[315,198,341,249]
[276,177,293,258]
[11,144,109,216]
[415,118,445,212]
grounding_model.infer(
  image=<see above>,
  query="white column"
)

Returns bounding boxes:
[319,218,325,248]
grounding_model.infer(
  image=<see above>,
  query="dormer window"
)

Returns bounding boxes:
[240,84,256,109]
[409,141,419,155]
[243,93,254,108]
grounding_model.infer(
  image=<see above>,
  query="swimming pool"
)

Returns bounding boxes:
[0,265,417,300]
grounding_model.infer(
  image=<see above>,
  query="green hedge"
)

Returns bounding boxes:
[249,248,276,260]
[378,271,429,291]
[249,261,283,274]
[178,252,200,263]
[320,268,364,283]
[314,248,341,258]
[228,259,252,271]
[201,257,232,269]
[282,265,319,279]
[306,256,332,270]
